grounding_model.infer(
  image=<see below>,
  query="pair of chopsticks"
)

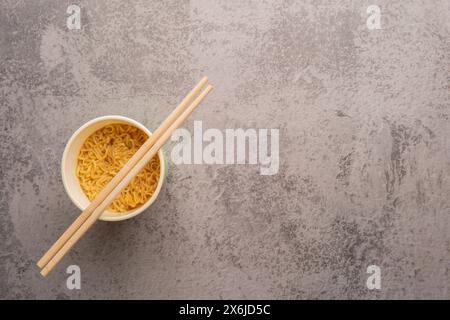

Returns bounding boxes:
[37,77,213,277]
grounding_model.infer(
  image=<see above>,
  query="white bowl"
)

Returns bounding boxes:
[61,115,166,222]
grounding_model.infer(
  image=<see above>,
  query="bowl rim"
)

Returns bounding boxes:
[61,115,166,222]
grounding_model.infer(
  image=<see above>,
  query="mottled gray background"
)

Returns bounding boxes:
[0,0,449,299]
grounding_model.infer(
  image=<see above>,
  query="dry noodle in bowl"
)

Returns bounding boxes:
[61,115,166,221]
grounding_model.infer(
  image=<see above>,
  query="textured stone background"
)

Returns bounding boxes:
[1,0,449,299]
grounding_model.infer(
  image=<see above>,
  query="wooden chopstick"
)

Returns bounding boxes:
[39,84,213,277]
[37,77,209,271]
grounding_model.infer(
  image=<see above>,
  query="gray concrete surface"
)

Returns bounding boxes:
[1,0,449,299]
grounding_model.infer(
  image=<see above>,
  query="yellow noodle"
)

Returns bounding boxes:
[76,123,160,214]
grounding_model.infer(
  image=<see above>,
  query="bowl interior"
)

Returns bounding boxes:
[62,116,165,221]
